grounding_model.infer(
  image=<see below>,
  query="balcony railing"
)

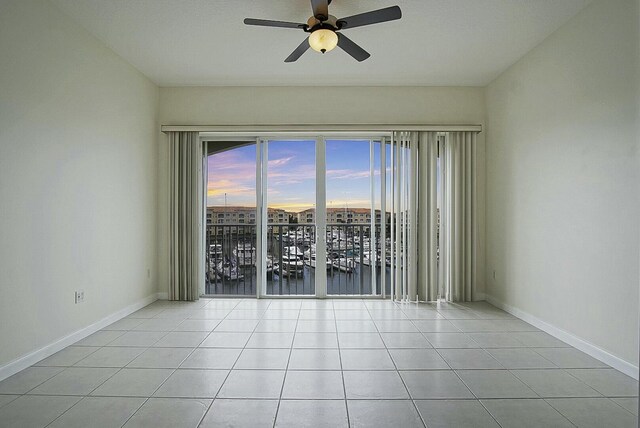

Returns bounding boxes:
[205,222,393,296]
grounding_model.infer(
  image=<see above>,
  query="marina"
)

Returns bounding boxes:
[205,223,395,296]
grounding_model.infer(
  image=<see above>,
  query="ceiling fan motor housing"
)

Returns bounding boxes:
[306,15,338,32]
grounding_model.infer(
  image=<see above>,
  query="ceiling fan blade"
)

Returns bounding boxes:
[285,38,310,62]
[337,5,402,30]
[244,18,305,29]
[337,33,370,62]
[310,0,329,20]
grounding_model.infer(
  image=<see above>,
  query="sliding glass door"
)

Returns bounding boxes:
[324,139,389,296]
[255,137,390,297]
[204,141,258,296]
[203,135,395,298]
[263,140,318,296]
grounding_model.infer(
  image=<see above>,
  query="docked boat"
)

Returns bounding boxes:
[208,243,223,260]
[360,238,372,252]
[206,259,221,282]
[275,246,304,276]
[233,242,256,266]
[359,253,381,267]
[266,255,274,273]
[329,236,355,251]
[302,243,316,260]
[305,253,333,270]
[273,260,304,277]
[216,258,244,280]
[287,230,306,242]
[283,245,304,259]
[386,253,405,267]
[332,256,356,273]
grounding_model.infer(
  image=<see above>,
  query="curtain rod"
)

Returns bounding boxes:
[161,124,482,133]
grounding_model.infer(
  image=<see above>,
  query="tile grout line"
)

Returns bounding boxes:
[113,298,242,428]
[540,397,581,427]
[447,308,545,427]
[452,310,535,428]
[401,301,462,428]
[41,302,186,428]
[334,299,351,428]
[431,305,609,427]
[404,301,507,428]
[507,367,603,400]
[20,392,632,401]
[272,301,301,428]
[365,299,427,428]
[42,306,188,428]
[607,397,640,417]
[2,300,637,427]
[194,298,260,427]
[152,301,240,427]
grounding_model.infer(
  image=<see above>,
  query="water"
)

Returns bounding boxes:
[204,265,393,296]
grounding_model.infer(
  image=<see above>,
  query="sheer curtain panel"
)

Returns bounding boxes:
[441,131,477,302]
[169,131,204,301]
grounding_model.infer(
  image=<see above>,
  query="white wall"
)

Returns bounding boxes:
[158,86,486,298]
[485,0,640,370]
[159,86,485,126]
[0,0,159,369]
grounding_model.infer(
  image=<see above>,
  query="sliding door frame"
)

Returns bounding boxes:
[315,137,328,298]
[256,138,268,298]
[379,138,387,298]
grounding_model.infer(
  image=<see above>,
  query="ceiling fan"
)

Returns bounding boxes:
[243,0,402,62]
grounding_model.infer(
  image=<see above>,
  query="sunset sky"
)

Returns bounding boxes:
[207,140,389,212]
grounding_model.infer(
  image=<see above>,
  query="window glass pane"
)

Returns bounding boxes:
[266,140,316,295]
[205,142,257,296]
[326,139,375,295]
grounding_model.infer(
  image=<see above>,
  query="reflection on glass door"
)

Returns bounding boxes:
[265,140,316,295]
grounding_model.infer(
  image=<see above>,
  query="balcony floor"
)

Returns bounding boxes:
[0,300,636,427]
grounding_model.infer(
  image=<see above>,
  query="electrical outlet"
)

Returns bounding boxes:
[75,290,85,304]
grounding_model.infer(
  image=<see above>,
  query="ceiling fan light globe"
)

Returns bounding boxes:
[309,29,338,53]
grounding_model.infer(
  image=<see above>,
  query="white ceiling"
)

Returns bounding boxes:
[52,0,591,87]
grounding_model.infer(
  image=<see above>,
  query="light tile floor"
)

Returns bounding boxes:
[0,299,637,427]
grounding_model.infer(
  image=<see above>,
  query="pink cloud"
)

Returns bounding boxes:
[268,156,294,167]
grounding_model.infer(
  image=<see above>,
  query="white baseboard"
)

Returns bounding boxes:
[485,294,639,380]
[157,292,168,300]
[0,292,161,382]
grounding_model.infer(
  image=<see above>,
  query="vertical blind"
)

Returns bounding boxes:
[391,131,478,303]
[390,131,420,302]
[441,131,477,301]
